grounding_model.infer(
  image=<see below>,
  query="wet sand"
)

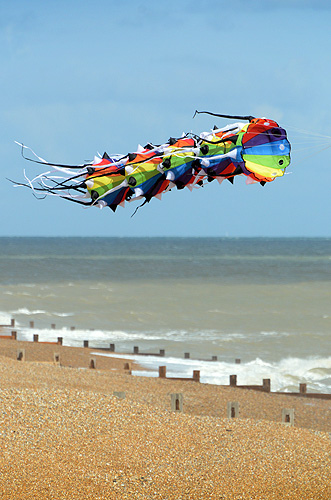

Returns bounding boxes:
[0,339,330,499]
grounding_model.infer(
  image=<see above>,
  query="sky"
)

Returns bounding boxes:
[1,0,330,237]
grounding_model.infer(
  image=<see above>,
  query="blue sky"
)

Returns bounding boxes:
[1,0,330,236]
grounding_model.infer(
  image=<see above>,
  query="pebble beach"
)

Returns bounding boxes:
[0,339,330,499]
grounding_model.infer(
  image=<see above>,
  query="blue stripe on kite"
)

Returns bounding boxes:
[137,173,163,192]
[244,140,290,156]
[171,162,193,180]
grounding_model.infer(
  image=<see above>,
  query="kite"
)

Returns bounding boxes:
[14,111,291,212]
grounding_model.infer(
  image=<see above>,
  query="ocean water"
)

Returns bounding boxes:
[0,237,330,393]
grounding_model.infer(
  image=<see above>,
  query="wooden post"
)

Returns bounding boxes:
[235,358,241,364]
[263,379,271,392]
[110,343,115,352]
[159,349,165,356]
[171,393,183,412]
[212,355,217,361]
[51,324,56,330]
[17,349,25,361]
[53,353,60,364]
[84,340,89,348]
[124,362,131,374]
[282,408,294,426]
[230,374,237,387]
[184,352,190,359]
[227,402,239,418]
[57,337,63,345]
[159,366,166,378]
[70,326,75,331]
[299,383,307,394]
[193,370,200,382]
[133,346,139,354]
[33,334,39,343]
[89,357,96,369]
[11,331,17,340]
[11,318,15,327]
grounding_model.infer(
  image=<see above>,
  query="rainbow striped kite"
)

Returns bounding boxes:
[15,111,291,212]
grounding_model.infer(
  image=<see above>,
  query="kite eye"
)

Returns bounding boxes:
[278,159,284,165]
[128,177,137,187]
[200,145,209,155]
[90,190,99,201]
[162,158,171,169]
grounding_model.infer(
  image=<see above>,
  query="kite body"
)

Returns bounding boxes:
[16,114,291,212]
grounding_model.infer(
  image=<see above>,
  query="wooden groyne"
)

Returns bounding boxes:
[157,368,331,400]
[1,318,330,400]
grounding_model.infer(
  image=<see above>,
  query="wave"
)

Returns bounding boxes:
[0,311,12,325]
[9,308,74,318]
[259,331,290,337]
[92,353,331,394]
[11,308,48,315]
[53,312,74,317]
[18,326,164,344]
[2,313,330,394]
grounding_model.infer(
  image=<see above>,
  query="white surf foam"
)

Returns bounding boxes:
[17,326,164,346]
[0,311,12,325]
[10,308,47,315]
[3,312,330,394]
[52,312,75,317]
[92,352,331,394]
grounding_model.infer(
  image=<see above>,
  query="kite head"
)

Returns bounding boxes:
[240,118,291,183]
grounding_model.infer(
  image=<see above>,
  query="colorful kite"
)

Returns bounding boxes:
[14,112,291,212]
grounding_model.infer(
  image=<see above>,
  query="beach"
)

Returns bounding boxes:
[1,237,330,498]
[0,339,330,499]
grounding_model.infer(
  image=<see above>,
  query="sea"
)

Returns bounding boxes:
[0,237,330,394]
